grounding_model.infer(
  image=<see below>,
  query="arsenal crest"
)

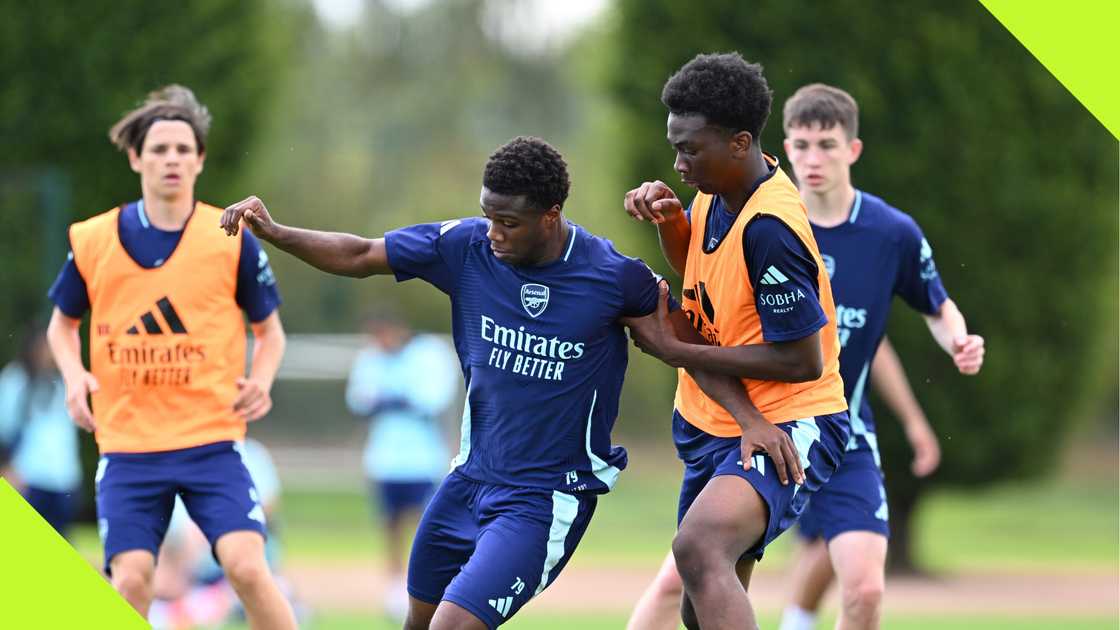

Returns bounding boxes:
[520,283,550,318]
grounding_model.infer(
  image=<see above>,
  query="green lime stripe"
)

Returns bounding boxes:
[0,479,147,628]
[980,0,1120,139]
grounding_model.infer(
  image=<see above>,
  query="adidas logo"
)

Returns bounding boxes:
[126,297,188,335]
[488,596,513,618]
[759,265,790,285]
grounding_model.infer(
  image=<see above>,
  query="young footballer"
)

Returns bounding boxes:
[46,85,296,629]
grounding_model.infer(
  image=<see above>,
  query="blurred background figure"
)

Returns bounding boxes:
[148,437,302,630]
[346,311,459,622]
[0,324,82,538]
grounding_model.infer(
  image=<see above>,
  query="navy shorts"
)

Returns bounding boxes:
[675,411,849,560]
[22,486,79,537]
[94,441,266,574]
[407,469,597,629]
[371,479,436,521]
[798,444,889,541]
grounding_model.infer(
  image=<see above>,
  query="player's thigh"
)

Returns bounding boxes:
[676,472,769,563]
[95,455,177,575]
[806,447,890,542]
[431,600,491,630]
[178,443,267,551]
[406,596,440,630]
[407,473,481,605]
[442,488,596,628]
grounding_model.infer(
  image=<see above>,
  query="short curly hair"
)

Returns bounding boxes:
[482,136,571,211]
[109,84,212,153]
[661,52,773,140]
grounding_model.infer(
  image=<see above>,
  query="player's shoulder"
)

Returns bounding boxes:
[855,191,924,240]
[195,201,225,217]
[575,224,653,277]
[757,166,806,211]
[437,216,492,248]
[68,205,126,255]
[70,205,123,232]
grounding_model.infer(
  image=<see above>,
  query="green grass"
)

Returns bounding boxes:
[914,478,1119,572]
[264,459,1119,573]
[67,451,1119,628]
[223,611,1120,630]
[71,459,1118,573]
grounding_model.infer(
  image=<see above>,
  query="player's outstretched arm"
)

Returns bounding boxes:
[870,337,940,477]
[624,181,690,276]
[922,298,984,375]
[46,308,98,432]
[221,196,392,278]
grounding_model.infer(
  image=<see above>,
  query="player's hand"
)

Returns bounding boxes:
[62,370,99,432]
[221,196,278,240]
[905,419,941,477]
[624,181,683,225]
[233,376,273,421]
[621,282,681,366]
[951,334,984,375]
[739,419,805,486]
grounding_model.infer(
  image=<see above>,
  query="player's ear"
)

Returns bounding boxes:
[127,147,142,174]
[544,205,562,226]
[731,130,753,157]
[848,137,864,165]
[196,150,206,175]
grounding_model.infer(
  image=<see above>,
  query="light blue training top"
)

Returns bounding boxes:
[0,362,82,492]
[345,334,459,482]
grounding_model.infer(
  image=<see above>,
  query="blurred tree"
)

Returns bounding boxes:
[0,0,309,358]
[609,0,1118,571]
[241,0,584,333]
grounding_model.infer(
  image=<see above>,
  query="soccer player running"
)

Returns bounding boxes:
[621,53,851,630]
[45,85,296,630]
[775,84,984,630]
[220,136,761,630]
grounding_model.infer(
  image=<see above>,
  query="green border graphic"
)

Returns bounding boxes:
[981,0,1120,140]
[0,4,1116,627]
[0,479,146,628]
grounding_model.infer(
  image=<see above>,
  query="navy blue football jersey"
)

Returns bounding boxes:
[811,191,948,460]
[386,218,660,494]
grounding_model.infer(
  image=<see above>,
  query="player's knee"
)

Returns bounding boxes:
[223,554,272,591]
[112,568,153,606]
[672,528,715,585]
[840,576,884,618]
